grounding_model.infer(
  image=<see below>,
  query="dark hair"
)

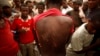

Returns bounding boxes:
[25,1,32,5]
[37,2,45,6]
[90,12,100,29]
[73,1,82,5]
[46,0,62,5]
[36,2,45,8]
[2,5,11,9]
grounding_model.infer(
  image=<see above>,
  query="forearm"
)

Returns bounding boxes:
[75,39,100,54]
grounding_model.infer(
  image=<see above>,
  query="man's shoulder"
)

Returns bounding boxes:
[40,16,73,24]
[73,24,87,35]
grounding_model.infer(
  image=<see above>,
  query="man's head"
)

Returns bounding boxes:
[20,0,25,4]
[62,0,68,8]
[72,0,82,11]
[13,0,21,7]
[36,2,45,14]
[88,0,98,9]
[82,2,88,11]
[20,5,29,18]
[25,1,34,11]
[87,12,100,34]
[45,0,63,8]
[2,5,12,17]
[0,6,3,19]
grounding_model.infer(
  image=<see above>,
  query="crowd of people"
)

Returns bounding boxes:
[0,0,100,56]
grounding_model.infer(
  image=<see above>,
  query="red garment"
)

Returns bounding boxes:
[34,8,62,26]
[0,19,18,56]
[12,16,34,44]
[34,8,74,33]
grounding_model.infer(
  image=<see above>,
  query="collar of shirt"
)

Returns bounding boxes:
[19,15,31,22]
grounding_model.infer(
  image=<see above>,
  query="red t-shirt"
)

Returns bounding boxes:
[0,19,18,56]
[12,16,34,44]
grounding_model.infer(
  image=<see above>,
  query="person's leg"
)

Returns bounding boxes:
[17,50,22,56]
[27,42,36,56]
[34,45,41,56]
[19,44,27,56]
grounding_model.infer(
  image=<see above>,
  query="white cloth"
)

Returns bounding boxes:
[62,6,73,15]
[79,6,88,23]
[83,0,88,3]
[66,23,94,56]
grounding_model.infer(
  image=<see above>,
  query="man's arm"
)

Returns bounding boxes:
[74,38,100,54]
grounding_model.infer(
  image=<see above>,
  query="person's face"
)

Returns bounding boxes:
[37,5,45,14]
[88,0,98,9]
[62,0,67,8]
[14,0,21,6]
[73,3,80,11]
[87,21,96,34]
[82,2,88,11]
[20,0,25,4]
[27,3,34,10]
[3,8,12,15]
[21,7,29,17]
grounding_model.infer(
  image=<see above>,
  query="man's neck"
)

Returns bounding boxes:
[47,4,61,10]
[4,14,11,18]
[21,15,28,20]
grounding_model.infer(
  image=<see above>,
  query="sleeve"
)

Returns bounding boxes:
[71,32,83,51]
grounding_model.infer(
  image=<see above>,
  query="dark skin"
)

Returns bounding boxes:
[13,0,21,7]
[88,0,98,10]
[18,7,29,33]
[36,16,73,56]
[37,4,45,14]
[35,0,73,56]
[3,7,12,18]
[74,0,100,54]
[73,3,80,11]
[74,20,100,54]
[0,7,5,28]
[13,0,21,11]
[62,0,68,9]
[74,38,100,54]
[20,0,25,4]
[20,7,29,20]
[73,0,100,54]
[26,2,34,16]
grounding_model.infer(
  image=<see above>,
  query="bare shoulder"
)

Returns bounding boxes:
[38,16,73,25]
[36,16,73,33]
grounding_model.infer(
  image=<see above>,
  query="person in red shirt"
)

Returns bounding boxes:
[0,6,18,56]
[12,5,36,56]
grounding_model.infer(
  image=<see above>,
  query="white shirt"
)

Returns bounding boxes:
[62,6,73,15]
[66,23,94,56]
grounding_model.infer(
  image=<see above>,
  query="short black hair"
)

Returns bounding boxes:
[37,2,45,7]
[46,0,63,5]
[2,5,11,9]
[90,11,100,29]
[25,1,32,5]
[72,1,82,5]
